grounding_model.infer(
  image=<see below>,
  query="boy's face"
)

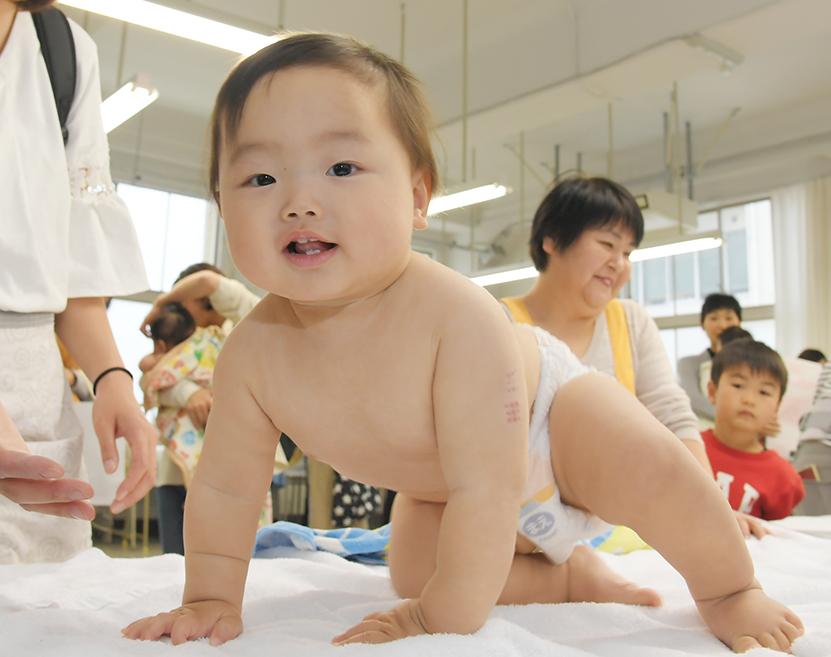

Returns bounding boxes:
[217,65,430,305]
[702,308,740,351]
[707,365,781,440]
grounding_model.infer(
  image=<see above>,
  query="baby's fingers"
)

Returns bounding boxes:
[122,613,177,641]
[333,619,394,645]
[209,615,243,646]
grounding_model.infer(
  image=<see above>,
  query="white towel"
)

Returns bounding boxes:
[1,519,829,656]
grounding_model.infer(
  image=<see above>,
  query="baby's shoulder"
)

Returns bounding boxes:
[401,254,507,323]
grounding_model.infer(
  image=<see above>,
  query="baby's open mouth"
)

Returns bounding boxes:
[287,238,337,255]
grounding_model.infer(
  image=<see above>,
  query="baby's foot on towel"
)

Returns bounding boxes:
[566,546,661,607]
[696,581,804,653]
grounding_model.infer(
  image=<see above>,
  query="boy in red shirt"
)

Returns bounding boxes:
[704,339,804,520]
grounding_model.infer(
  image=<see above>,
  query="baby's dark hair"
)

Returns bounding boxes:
[700,293,742,324]
[711,339,788,398]
[718,326,753,348]
[798,348,827,363]
[149,303,196,349]
[209,32,438,205]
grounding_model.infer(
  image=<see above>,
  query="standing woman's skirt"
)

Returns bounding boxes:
[0,311,92,563]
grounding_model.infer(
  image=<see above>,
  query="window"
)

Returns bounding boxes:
[628,199,776,373]
[107,299,153,402]
[117,183,215,292]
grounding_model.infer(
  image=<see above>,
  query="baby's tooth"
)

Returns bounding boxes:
[306,249,321,255]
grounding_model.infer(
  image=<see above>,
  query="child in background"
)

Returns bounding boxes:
[703,339,804,519]
[124,33,802,652]
[678,293,743,423]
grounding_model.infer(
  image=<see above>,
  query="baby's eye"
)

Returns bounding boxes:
[326,162,356,177]
[247,174,276,187]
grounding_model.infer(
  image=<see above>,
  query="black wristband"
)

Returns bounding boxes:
[93,366,133,395]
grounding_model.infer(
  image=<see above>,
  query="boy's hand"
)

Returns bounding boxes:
[122,601,242,646]
[332,599,429,645]
[735,511,770,539]
[762,417,781,437]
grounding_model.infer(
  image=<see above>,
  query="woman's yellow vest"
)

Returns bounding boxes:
[501,297,635,395]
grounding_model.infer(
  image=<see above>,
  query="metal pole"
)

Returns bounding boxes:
[663,111,672,193]
[399,3,406,63]
[685,120,694,200]
[554,144,560,180]
[607,102,614,179]
[519,132,526,224]
[461,0,469,182]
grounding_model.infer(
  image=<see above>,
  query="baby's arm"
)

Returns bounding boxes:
[336,303,528,642]
[123,334,280,645]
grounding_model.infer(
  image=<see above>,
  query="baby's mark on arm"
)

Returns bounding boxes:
[504,370,521,424]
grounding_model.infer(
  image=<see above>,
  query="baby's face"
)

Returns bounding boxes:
[218,65,429,305]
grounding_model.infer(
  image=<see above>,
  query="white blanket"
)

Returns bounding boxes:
[1,519,829,656]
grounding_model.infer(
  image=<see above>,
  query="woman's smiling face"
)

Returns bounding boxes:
[542,222,636,312]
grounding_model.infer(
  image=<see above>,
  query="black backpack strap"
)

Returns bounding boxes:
[32,8,77,145]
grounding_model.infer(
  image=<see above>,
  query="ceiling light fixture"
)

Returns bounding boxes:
[470,234,723,287]
[58,0,276,54]
[683,34,744,74]
[629,235,722,262]
[427,183,509,217]
[101,75,159,133]
[470,265,537,288]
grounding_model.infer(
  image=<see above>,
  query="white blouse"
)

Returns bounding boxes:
[0,12,147,313]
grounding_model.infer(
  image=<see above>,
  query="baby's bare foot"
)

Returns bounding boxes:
[696,582,803,653]
[566,546,661,607]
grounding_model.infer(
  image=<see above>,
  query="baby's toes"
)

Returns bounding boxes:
[781,619,804,644]
[732,635,762,653]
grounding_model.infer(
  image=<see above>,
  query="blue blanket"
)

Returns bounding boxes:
[253,521,390,565]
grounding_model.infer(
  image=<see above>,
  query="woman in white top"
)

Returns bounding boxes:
[502,176,765,537]
[0,0,156,562]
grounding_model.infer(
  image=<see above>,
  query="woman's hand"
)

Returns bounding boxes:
[0,402,94,519]
[92,373,158,514]
[139,302,164,338]
[332,598,430,645]
[185,388,213,430]
[122,600,243,646]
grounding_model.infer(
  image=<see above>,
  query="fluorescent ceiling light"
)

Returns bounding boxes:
[629,236,722,262]
[427,183,509,216]
[470,265,537,288]
[58,0,276,54]
[101,75,159,133]
[470,235,723,287]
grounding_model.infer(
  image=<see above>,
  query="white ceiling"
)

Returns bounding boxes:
[61,0,831,271]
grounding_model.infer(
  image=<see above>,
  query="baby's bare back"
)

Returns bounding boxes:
[236,255,538,503]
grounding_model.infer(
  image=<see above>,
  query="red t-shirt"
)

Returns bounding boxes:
[701,429,805,520]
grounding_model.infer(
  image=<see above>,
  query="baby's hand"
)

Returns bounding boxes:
[122,601,242,646]
[332,598,429,645]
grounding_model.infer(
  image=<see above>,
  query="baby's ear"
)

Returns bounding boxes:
[706,380,717,404]
[411,170,430,231]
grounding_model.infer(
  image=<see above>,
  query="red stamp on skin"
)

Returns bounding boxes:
[504,399,521,424]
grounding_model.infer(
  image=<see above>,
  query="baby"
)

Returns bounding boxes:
[123,33,803,652]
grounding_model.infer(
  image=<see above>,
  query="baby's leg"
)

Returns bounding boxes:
[548,373,803,653]
[389,494,658,607]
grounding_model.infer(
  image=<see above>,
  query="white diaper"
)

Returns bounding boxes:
[517,327,611,564]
